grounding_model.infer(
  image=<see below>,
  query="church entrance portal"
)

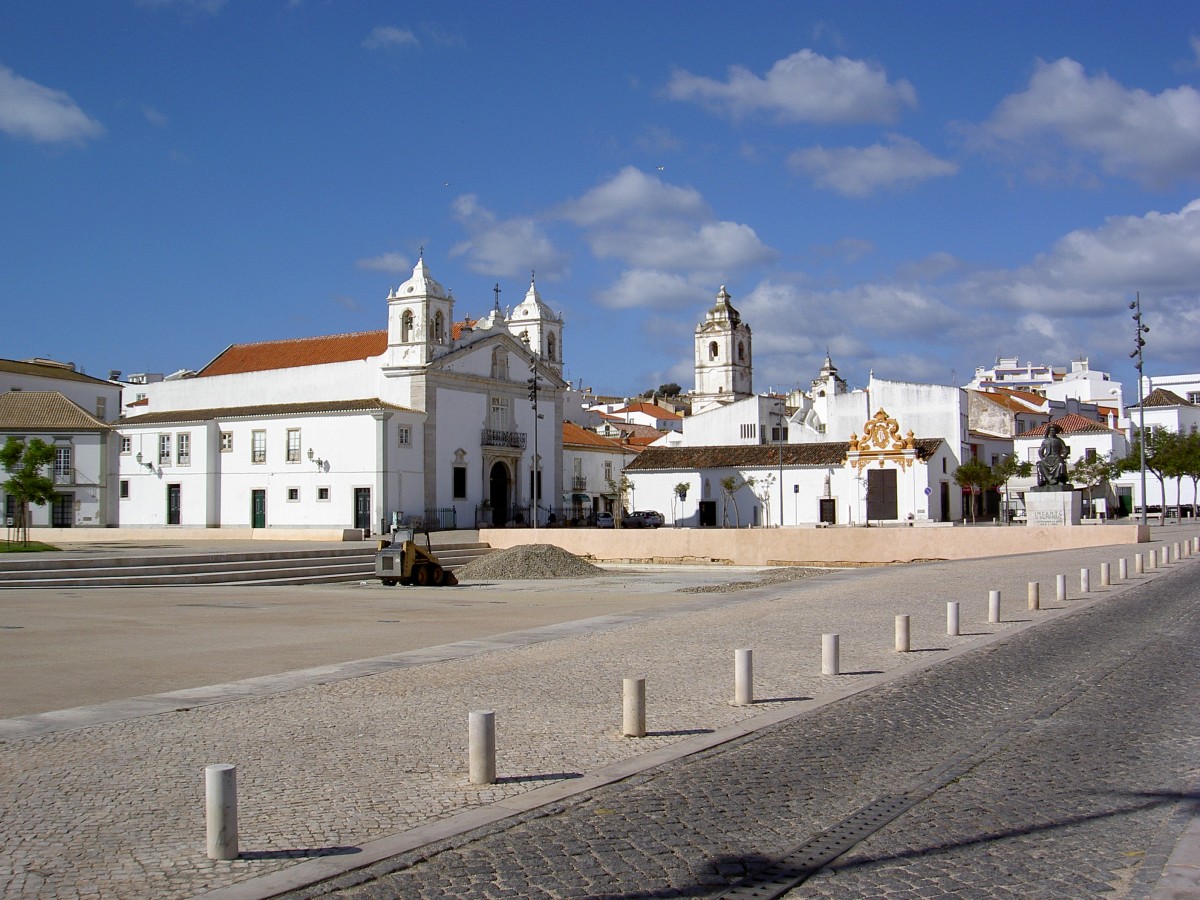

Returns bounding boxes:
[489,462,511,527]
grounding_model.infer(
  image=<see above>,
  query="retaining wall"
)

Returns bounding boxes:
[479,523,1150,566]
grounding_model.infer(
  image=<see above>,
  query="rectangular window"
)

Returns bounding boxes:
[1085,447,1097,462]
[158,433,171,465]
[603,460,613,482]
[220,431,233,452]
[287,487,300,501]
[770,425,788,442]
[251,430,266,464]
[54,446,72,484]
[120,436,131,454]
[489,396,511,429]
[317,486,330,501]
[397,426,411,447]
[176,432,191,466]
[452,465,467,499]
[119,479,130,499]
[287,428,301,463]
[740,423,757,440]
[1188,391,1200,404]
[95,397,107,420]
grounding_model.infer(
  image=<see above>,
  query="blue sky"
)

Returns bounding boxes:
[3,1,1199,401]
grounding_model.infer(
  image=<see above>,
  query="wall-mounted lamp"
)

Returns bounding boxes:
[135,452,154,471]
[307,448,324,468]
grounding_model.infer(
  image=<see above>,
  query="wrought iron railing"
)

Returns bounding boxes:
[480,429,527,449]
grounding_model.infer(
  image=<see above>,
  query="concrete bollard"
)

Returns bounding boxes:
[1173,542,1181,563]
[205,764,238,861]
[1193,537,1199,553]
[734,649,753,706]
[947,601,960,636]
[822,633,840,676]
[895,615,910,653]
[988,590,1001,624]
[1135,553,1144,575]
[1028,582,1040,611]
[1081,567,1090,594]
[1056,574,1067,603]
[1100,562,1110,587]
[623,676,646,738]
[1149,549,1158,570]
[1119,558,1128,581]
[469,710,496,785]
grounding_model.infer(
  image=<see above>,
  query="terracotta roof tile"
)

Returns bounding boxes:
[1139,387,1193,408]
[0,358,115,386]
[562,421,626,450]
[613,401,683,420]
[198,331,388,377]
[0,391,110,431]
[120,398,414,426]
[1016,413,1120,438]
[627,439,943,471]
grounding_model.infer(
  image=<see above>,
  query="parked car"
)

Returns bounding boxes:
[593,511,615,528]
[621,510,663,528]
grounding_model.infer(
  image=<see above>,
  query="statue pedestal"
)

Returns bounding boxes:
[1025,490,1082,526]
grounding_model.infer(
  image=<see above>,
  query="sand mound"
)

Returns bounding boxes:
[456,544,604,580]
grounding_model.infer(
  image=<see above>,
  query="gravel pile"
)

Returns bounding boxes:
[678,566,838,593]
[456,544,605,580]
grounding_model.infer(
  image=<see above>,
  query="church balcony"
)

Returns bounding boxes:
[481,428,527,450]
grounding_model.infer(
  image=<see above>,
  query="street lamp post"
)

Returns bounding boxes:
[1129,292,1149,526]
[775,403,785,528]
[522,334,542,530]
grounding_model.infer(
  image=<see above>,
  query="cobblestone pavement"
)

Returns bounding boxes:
[289,549,1200,900]
[0,534,1196,899]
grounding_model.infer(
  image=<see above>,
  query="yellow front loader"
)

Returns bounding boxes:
[374,526,458,587]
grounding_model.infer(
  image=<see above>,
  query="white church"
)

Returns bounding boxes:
[116,256,566,533]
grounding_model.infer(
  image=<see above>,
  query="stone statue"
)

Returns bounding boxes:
[1034,421,1071,490]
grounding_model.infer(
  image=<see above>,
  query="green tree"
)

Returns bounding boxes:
[993,454,1033,524]
[642,383,683,399]
[1122,428,1182,516]
[606,473,632,528]
[1,437,57,545]
[673,482,690,525]
[719,474,756,528]
[953,458,1000,524]
[1180,427,1200,518]
[1069,454,1119,519]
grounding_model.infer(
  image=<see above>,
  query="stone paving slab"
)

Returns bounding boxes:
[0,533,1196,899]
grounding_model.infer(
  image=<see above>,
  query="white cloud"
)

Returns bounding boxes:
[601,269,701,311]
[558,167,776,279]
[356,252,411,273]
[141,105,168,127]
[449,194,568,279]
[363,26,419,51]
[978,57,1200,187]
[664,49,917,125]
[0,65,104,144]
[788,135,957,197]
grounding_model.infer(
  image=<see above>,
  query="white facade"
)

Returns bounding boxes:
[117,259,566,533]
[0,359,123,529]
[1116,385,1200,512]
[692,285,752,412]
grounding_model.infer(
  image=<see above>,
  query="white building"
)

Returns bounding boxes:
[561,421,634,522]
[1116,386,1200,513]
[116,257,567,533]
[1011,413,1130,519]
[625,291,962,526]
[0,358,123,529]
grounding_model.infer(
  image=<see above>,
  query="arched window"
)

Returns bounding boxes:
[547,332,557,362]
[401,310,413,342]
[433,311,445,343]
[709,341,719,360]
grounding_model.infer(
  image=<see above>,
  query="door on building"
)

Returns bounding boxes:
[698,499,717,527]
[167,484,181,525]
[354,488,371,533]
[251,490,266,528]
[489,462,510,527]
[818,497,837,525]
[940,482,951,521]
[866,469,898,522]
[51,493,73,528]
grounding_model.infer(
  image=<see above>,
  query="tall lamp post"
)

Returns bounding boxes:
[774,403,785,528]
[1129,291,1149,526]
[522,333,542,529]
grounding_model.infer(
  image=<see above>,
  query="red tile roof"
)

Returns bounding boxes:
[1017,413,1120,438]
[613,401,683,421]
[562,421,627,450]
[1139,387,1193,408]
[0,391,110,431]
[198,330,388,377]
